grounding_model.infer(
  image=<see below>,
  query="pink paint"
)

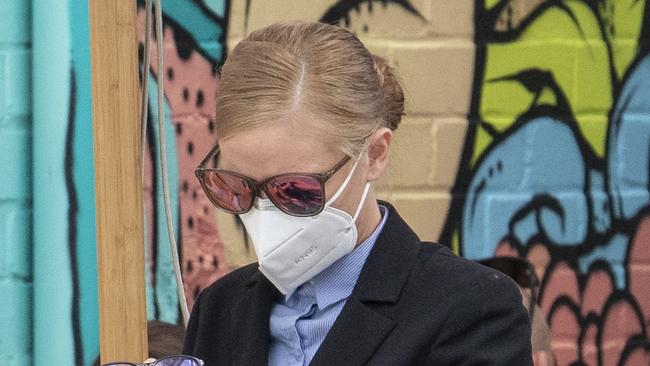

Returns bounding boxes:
[581,268,614,317]
[600,297,643,366]
[580,322,598,366]
[137,9,230,313]
[629,214,650,332]
[494,239,519,257]
[540,262,580,318]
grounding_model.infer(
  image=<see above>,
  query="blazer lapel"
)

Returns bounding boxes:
[309,298,395,366]
[310,202,421,366]
[231,270,281,366]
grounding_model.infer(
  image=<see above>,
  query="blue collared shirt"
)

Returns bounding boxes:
[268,205,389,366]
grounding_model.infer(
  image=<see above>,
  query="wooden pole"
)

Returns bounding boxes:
[89,0,148,363]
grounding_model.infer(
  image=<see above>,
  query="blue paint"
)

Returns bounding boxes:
[0,128,31,200]
[147,72,181,324]
[162,0,225,62]
[204,0,228,17]
[462,116,589,259]
[1,48,31,118]
[577,233,628,289]
[32,0,76,364]
[0,1,29,45]
[588,168,610,235]
[607,54,650,221]
[69,0,99,364]
[462,53,650,294]
[0,203,31,278]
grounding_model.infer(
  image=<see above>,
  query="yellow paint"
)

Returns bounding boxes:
[478,1,613,162]
[471,124,494,166]
[484,0,502,11]
[452,230,460,256]
[536,87,558,106]
[603,0,647,79]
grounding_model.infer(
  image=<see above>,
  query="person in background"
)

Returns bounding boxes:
[186,21,532,365]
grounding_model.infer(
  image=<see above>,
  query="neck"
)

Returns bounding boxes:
[354,190,382,246]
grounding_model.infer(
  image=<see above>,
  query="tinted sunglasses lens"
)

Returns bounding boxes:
[200,171,253,213]
[266,175,323,215]
[155,356,201,366]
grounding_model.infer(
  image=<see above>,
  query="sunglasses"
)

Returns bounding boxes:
[102,355,203,366]
[195,145,351,217]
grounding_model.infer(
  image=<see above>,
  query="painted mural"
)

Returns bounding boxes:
[135,0,231,323]
[441,0,650,364]
[58,1,232,364]
[15,1,648,365]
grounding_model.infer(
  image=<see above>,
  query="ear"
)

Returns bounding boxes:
[365,127,392,182]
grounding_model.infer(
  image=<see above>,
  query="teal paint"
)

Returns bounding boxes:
[0,48,31,121]
[0,128,31,200]
[0,1,33,365]
[204,0,228,17]
[0,280,31,366]
[0,202,31,278]
[0,1,29,45]
[32,0,76,365]
[147,72,181,324]
[69,0,99,364]
[163,0,224,62]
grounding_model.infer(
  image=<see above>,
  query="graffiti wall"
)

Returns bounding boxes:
[441,1,650,364]
[2,1,648,365]
[135,0,231,324]
[220,0,650,364]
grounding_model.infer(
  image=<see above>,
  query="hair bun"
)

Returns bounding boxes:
[372,54,404,130]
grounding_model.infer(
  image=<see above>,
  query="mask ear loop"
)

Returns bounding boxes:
[352,183,372,222]
[326,157,360,206]
[326,152,373,222]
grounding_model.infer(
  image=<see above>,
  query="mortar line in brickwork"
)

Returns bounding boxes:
[403,112,469,119]
[0,43,32,51]
[361,38,474,48]
[0,273,32,283]
[0,198,32,205]
[0,116,32,128]
[376,187,452,195]
[168,112,215,120]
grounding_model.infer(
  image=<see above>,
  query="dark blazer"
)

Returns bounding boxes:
[183,202,533,365]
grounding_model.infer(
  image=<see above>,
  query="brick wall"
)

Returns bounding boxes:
[218,0,476,266]
[0,2,32,365]
[215,1,650,364]
[0,1,647,365]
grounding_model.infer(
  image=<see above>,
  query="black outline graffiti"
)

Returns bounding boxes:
[441,1,650,362]
[136,0,231,323]
[65,69,83,366]
[319,0,425,26]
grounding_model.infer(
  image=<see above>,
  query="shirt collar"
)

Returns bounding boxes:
[287,205,389,310]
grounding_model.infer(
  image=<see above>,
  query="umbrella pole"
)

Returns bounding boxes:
[89,0,148,363]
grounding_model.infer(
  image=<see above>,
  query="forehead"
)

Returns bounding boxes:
[217,120,341,181]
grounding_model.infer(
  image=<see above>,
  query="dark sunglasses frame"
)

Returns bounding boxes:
[195,144,351,217]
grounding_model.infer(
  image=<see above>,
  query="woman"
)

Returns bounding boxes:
[185,21,532,365]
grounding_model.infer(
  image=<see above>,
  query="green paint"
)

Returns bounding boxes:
[601,0,647,79]
[478,1,614,161]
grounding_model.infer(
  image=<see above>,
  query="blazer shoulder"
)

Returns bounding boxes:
[416,241,523,303]
[198,262,259,303]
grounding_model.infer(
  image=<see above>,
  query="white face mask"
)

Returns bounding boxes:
[239,157,371,294]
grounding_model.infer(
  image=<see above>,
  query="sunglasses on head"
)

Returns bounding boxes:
[195,145,351,217]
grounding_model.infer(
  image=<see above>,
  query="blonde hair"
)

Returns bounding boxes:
[216,21,404,157]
